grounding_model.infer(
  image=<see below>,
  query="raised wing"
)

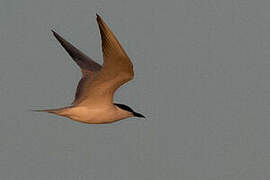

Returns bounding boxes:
[51,30,102,104]
[52,30,102,73]
[76,14,134,106]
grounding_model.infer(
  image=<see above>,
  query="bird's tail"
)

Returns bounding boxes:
[31,106,72,116]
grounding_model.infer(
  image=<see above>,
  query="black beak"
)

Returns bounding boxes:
[133,112,145,118]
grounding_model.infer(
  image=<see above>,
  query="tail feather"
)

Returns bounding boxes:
[31,107,71,116]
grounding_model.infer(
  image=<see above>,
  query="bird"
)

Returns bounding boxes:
[33,14,145,124]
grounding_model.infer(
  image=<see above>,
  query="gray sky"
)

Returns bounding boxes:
[1,0,270,179]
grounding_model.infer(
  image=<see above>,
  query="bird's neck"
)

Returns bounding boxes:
[114,105,133,118]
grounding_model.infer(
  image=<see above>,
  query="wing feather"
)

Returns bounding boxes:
[76,14,134,106]
[51,30,102,104]
[52,30,102,73]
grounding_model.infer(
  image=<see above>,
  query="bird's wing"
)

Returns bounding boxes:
[76,14,134,106]
[51,30,102,104]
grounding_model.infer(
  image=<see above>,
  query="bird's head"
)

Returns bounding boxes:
[114,103,145,118]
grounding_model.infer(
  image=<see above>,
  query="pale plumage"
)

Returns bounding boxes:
[33,14,144,124]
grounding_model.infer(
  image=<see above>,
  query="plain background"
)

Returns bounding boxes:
[1,0,270,179]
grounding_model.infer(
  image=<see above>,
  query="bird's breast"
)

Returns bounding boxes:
[66,106,123,124]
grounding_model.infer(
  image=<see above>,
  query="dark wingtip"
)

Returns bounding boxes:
[96,13,101,21]
[96,14,105,28]
[51,29,56,35]
[51,29,60,39]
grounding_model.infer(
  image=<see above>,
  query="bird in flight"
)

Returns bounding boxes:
[34,14,145,124]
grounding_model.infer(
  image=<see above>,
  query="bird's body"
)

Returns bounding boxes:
[41,104,133,124]
[34,14,144,124]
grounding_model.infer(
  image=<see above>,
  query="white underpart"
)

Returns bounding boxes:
[58,105,133,124]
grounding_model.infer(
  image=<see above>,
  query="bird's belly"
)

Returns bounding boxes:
[67,106,120,124]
